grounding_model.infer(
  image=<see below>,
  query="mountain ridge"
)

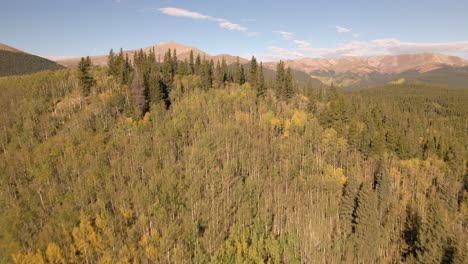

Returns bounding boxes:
[0,43,64,77]
[56,42,249,68]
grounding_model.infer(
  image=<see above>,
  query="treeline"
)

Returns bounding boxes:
[0,48,467,263]
[0,50,64,77]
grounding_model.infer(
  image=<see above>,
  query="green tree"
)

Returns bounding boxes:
[415,200,445,264]
[247,56,258,88]
[131,66,148,117]
[256,62,265,98]
[354,182,380,263]
[78,56,94,96]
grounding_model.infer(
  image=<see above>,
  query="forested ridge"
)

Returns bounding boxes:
[0,50,64,77]
[0,48,467,263]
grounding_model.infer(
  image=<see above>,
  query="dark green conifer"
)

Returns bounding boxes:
[78,56,94,96]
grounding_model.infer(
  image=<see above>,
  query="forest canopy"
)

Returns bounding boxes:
[0,49,467,263]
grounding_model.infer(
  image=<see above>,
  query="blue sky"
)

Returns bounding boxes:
[2,0,468,60]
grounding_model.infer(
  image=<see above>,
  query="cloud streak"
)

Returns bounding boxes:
[275,31,293,40]
[336,25,350,33]
[158,7,246,31]
[292,39,468,57]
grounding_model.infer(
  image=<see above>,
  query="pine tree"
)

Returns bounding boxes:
[221,58,228,83]
[248,56,258,87]
[339,178,359,235]
[122,54,132,85]
[131,66,148,117]
[195,54,202,75]
[276,60,285,99]
[285,67,293,99]
[107,49,119,77]
[354,182,380,263]
[147,67,163,105]
[233,56,245,85]
[374,160,390,212]
[189,50,195,74]
[256,62,265,98]
[78,56,94,96]
[415,200,445,264]
[200,59,213,90]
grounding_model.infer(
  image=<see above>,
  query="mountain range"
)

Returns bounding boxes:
[56,42,248,68]
[2,41,467,88]
[54,42,468,88]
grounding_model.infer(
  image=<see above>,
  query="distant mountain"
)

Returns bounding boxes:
[56,42,249,68]
[262,53,468,88]
[0,43,64,77]
[264,53,468,75]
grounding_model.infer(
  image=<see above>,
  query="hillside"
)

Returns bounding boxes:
[0,58,467,263]
[0,43,22,53]
[0,43,64,77]
[56,42,248,68]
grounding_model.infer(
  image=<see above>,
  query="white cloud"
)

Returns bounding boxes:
[244,46,305,62]
[293,38,468,57]
[158,7,210,20]
[275,31,293,40]
[293,40,311,49]
[158,7,247,31]
[217,19,247,31]
[336,25,350,33]
[269,46,304,57]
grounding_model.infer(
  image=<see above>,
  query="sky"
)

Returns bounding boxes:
[1,0,468,61]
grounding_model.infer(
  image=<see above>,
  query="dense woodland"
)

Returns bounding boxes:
[0,50,64,77]
[0,48,467,263]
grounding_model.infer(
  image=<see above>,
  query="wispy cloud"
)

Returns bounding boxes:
[336,25,350,33]
[269,46,304,57]
[293,38,468,57]
[158,7,247,31]
[159,7,210,20]
[275,31,293,40]
[244,46,304,62]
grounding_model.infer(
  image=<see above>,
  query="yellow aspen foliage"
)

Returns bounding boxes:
[323,164,347,189]
[138,230,160,261]
[71,210,103,262]
[45,243,65,264]
[12,250,44,264]
[283,119,291,138]
[290,109,308,133]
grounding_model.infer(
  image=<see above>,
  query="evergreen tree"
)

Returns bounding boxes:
[147,67,163,105]
[189,50,195,74]
[195,54,202,75]
[374,160,391,212]
[233,56,245,85]
[131,66,148,117]
[200,59,213,90]
[415,200,445,264]
[285,67,293,99]
[107,49,119,77]
[354,182,380,263]
[122,54,133,85]
[78,56,94,96]
[221,58,228,83]
[256,62,265,98]
[248,56,258,87]
[339,178,359,235]
[162,49,173,89]
[275,61,293,100]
